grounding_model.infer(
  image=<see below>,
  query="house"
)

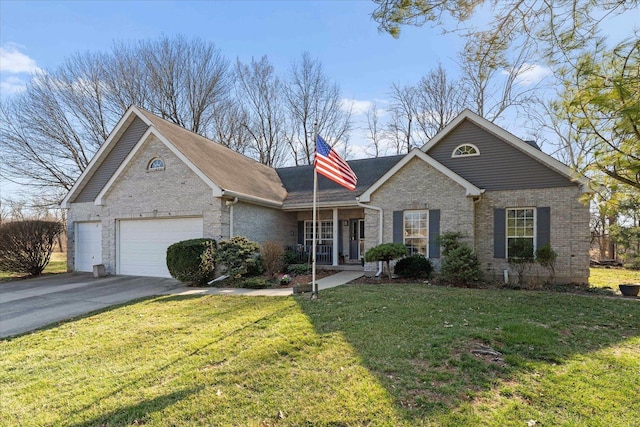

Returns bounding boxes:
[61,106,591,283]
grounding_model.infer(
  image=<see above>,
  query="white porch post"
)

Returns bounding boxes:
[332,208,339,267]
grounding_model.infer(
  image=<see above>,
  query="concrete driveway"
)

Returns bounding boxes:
[0,273,182,338]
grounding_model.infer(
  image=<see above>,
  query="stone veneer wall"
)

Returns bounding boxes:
[67,136,224,274]
[363,157,475,273]
[475,187,590,284]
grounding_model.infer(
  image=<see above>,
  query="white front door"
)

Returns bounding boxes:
[75,222,102,272]
[117,217,203,278]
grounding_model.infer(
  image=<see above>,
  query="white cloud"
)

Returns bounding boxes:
[504,63,552,86]
[0,44,41,74]
[0,76,28,94]
[341,98,373,116]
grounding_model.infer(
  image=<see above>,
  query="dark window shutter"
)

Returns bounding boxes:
[494,208,506,258]
[537,207,551,249]
[393,211,403,244]
[428,209,440,258]
[297,221,304,245]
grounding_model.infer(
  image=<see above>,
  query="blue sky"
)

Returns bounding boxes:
[0,1,638,201]
[0,1,466,101]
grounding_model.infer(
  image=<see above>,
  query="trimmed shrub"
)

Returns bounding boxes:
[508,238,535,286]
[215,236,261,278]
[536,244,558,283]
[287,263,311,275]
[439,232,482,286]
[394,255,433,279]
[262,241,284,278]
[364,243,408,280]
[0,220,64,276]
[166,238,216,286]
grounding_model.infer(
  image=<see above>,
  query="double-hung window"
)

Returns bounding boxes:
[404,210,428,256]
[304,220,333,246]
[506,208,535,257]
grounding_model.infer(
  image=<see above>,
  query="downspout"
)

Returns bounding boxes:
[472,192,484,253]
[357,200,383,277]
[225,197,239,238]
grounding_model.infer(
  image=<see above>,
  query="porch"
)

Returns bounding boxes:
[285,244,364,269]
[287,207,367,269]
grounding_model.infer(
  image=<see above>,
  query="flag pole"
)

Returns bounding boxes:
[311,122,318,299]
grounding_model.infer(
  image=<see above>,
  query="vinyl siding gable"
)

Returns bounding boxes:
[73,117,149,203]
[426,120,574,190]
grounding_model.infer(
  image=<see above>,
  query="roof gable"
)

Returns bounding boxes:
[358,149,482,203]
[63,106,288,208]
[421,110,590,191]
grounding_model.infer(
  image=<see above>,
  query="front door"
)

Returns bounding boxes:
[349,219,365,261]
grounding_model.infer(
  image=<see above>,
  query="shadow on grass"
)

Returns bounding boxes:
[68,386,204,427]
[295,284,640,422]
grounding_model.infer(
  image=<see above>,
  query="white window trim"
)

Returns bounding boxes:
[506,207,537,258]
[304,220,333,246]
[404,210,429,257]
[147,157,165,172]
[451,143,480,158]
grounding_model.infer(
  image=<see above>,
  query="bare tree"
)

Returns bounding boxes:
[283,52,352,165]
[0,35,233,202]
[365,103,388,157]
[388,83,420,152]
[138,35,231,134]
[235,56,287,167]
[385,107,408,155]
[414,63,468,138]
[210,99,251,155]
[458,34,542,122]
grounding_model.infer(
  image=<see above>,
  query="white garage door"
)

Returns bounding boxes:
[118,217,203,277]
[76,222,102,272]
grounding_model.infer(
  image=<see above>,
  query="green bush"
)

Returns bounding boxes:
[240,277,272,289]
[0,220,64,276]
[364,243,408,280]
[215,236,261,278]
[536,244,558,283]
[287,263,311,275]
[166,238,216,286]
[439,232,482,286]
[394,255,433,279]
[283,250,299,267]
[508,238,535,286]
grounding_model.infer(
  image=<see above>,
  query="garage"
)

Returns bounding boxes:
[75,222,103,272]
[117,217,203,277]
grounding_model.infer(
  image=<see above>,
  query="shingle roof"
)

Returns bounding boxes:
[276,155,404,207]
[137,108,288,203]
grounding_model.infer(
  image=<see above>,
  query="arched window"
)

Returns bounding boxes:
[452,144,480,158]
[147,158,165,171]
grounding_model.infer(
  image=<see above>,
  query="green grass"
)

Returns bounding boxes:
[590,266,640,288]
[0,252,67,280]
[1,284,638,426]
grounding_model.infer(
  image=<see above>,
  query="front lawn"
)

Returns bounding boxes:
[590,266,640,288]
[0,252,67,281]
[1,284,638,426]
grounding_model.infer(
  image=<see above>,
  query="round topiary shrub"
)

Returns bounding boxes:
[394,255,433,279]
[166,238,216,286]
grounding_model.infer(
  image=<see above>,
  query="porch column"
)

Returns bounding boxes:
[332,208,339,267]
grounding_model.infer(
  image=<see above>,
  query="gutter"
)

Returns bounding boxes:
[356,199,383,277]
[220,190,283,209]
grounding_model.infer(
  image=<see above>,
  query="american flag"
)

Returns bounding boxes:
[314,135,358,191]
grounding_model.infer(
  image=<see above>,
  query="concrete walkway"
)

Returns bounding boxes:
[166,270,364,297]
